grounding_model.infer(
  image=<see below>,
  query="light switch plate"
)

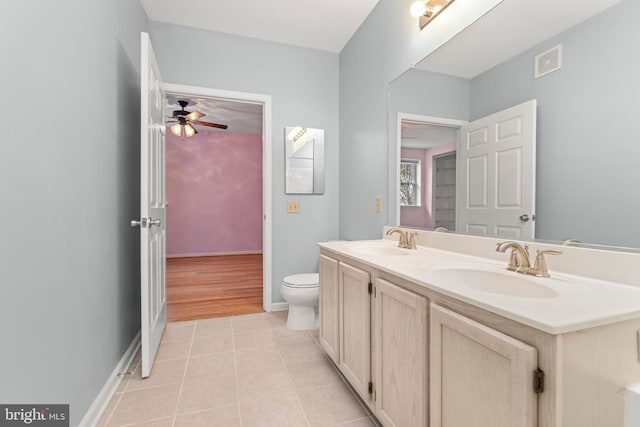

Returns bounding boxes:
[376,196,382,213]
[287,200,299,213]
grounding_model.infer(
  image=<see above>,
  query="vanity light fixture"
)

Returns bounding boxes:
[410,0,456,30]
[170,117,198,138]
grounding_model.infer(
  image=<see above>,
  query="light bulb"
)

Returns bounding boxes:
[184,124,197,137]
[410,1,427,17]
[170,123,183,136]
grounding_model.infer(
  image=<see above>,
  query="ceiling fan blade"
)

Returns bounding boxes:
[185,111,205,121]
[193,120,228,129]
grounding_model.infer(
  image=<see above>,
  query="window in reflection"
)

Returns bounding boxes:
[400,159,420,207]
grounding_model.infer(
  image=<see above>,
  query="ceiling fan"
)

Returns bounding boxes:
[167,99,228,137]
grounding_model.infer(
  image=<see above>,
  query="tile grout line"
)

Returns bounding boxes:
[231,315,244,426]
[120,415,174,427]
[273,327,312,427]
[170,321,197,427]
[100,350,143,426]
[330,360,381,426]
[334,417,375,426]
[100,388,124,427]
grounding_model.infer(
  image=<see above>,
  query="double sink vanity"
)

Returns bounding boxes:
[317,227,640,427]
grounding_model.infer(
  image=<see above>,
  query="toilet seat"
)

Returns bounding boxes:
[282,273,319,288]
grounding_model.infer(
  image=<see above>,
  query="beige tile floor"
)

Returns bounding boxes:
[98,311,380,427]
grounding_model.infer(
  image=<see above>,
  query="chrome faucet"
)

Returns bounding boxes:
[496,241,531,271]
[386,228,417,249]
[496,241,562,277]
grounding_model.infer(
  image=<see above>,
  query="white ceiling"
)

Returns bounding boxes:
[154,0,623,135]
[401,121,458,149]
[140,0,379,53]
[166,95,263,135]
[415,0,623,78]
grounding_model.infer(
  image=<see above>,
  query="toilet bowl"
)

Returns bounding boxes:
[281,273,319,330]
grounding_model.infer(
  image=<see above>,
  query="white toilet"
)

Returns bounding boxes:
[281,273,319,330]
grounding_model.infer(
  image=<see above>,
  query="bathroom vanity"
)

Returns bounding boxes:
[318,229,640,427]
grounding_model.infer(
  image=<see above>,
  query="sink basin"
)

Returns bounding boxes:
[345,242,411,257]
[431,267,559,299]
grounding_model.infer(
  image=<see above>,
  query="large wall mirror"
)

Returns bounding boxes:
[285,127,325,194]
[388,0,640,251]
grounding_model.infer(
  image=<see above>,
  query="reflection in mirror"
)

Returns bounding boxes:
[399,118,459,231]
[389,0,640,250]
[285,127,325,194]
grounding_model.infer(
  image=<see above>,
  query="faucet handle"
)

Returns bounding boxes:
[408,232,418,249]
[532,249,562,277]
[506,248,520,271]
[538,249,562,256]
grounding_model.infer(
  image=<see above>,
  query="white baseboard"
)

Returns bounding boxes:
[167,250,262,258]
[79,331,141,427]
[270,302,289,312]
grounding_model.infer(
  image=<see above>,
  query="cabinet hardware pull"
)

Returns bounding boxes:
[534,368,545,393]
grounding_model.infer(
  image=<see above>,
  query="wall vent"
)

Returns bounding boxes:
[535,44,562,79]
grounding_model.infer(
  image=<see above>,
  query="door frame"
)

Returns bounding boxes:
[394,112,467,226]
[162,82,274,312]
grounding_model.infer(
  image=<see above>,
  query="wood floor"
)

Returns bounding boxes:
[166,254,263,322]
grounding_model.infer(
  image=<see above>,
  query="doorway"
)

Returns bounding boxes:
[395,113,466,230]
[163,83,273,321]
[432,151,456,230]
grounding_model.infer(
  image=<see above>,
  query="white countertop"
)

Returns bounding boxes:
[318,239,640,335]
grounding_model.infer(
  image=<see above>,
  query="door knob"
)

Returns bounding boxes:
[130,218,148,228]
[148,218,161,227]
[519,214,530,222]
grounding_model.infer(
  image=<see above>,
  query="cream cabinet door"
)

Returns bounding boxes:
[319,254,340,364]
[430,304,538,427]
[375,278,428,427]
[339,262,372,401]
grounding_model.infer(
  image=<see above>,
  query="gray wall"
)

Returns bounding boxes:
[387,69,470,224]
[0,1,147,424]
[339,0,502,240]
[148,22,340,303]
[470,0,640,248]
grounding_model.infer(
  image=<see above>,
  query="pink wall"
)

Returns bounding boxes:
[166,130,263,256]
[400,141,456,229]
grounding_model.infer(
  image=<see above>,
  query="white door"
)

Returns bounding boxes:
[135,32,167,378]
[456,100,536,239]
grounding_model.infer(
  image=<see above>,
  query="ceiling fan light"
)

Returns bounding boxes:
[184,123,197,137]
[170,123,183,136]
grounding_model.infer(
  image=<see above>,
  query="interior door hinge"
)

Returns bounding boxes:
[368,282,372,295]
[534,368,545,393]
[368,381,373,394]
